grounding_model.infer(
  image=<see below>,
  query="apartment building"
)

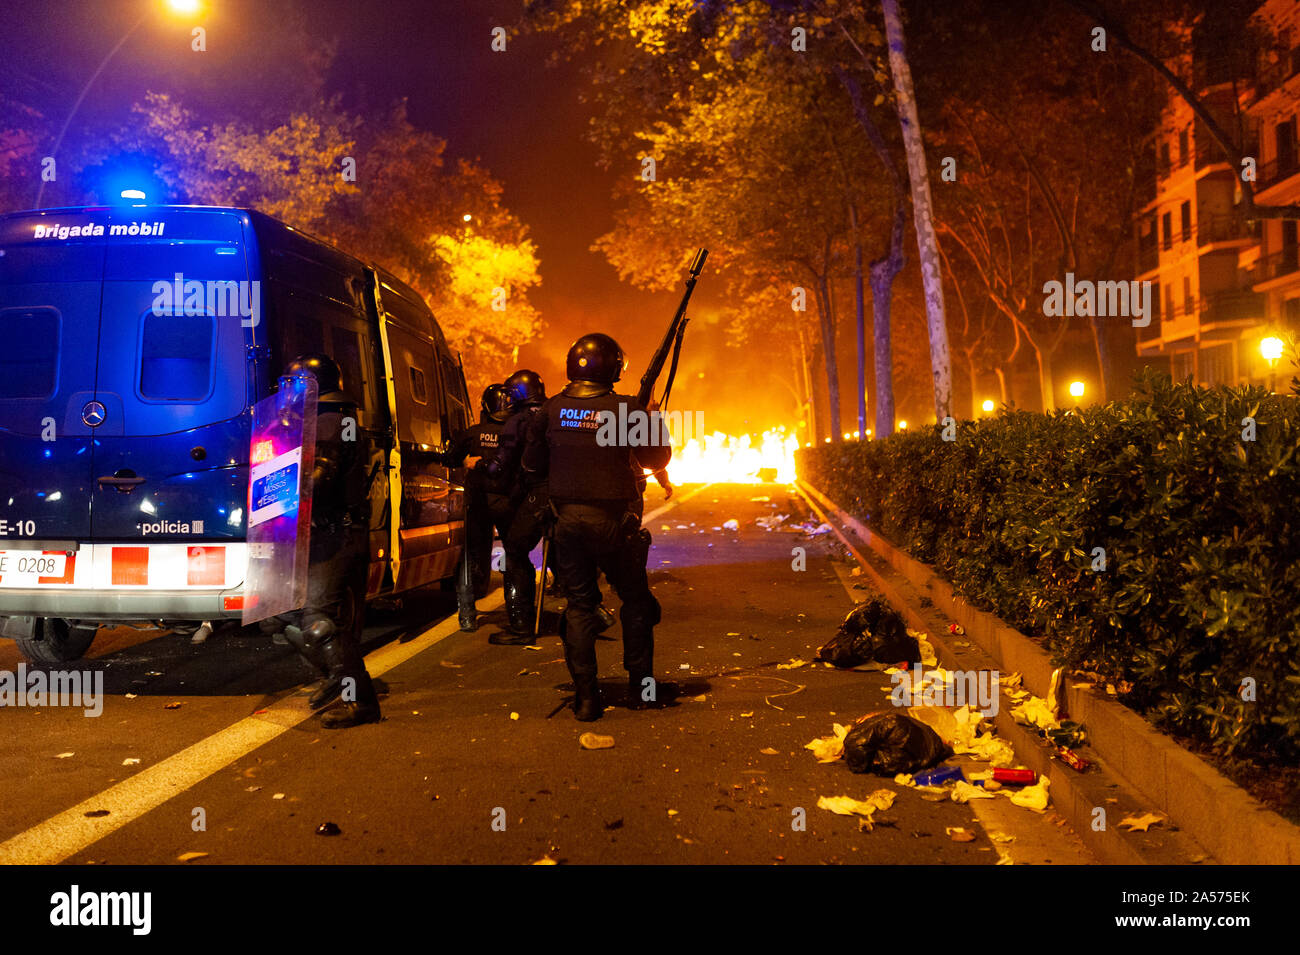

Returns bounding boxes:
[1134,0,1299,389]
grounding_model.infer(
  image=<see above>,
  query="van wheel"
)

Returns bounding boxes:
[15,618,98,664]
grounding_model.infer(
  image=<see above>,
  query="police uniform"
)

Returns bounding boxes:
[522,334,671,721]
[279,356,381,729]
[485,385,550,642]
[446,385,512,631]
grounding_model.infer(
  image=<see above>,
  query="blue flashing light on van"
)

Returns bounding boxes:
[0,205,472,663]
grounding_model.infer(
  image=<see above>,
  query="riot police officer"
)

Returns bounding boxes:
[446,384,515,631]
[279,355,381,729]
[521,333,671,721]
[484,369,550,644]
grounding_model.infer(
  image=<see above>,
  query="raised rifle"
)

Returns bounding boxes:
[637,249,708,409]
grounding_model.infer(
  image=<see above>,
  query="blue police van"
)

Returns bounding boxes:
[0,205,471,663]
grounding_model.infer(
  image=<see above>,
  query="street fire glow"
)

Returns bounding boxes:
[667,428,798,484]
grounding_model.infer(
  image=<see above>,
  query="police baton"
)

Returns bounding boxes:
[533,527,552,638]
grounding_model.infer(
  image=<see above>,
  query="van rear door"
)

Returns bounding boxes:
[0,211,105,549]
[90,208,253,548]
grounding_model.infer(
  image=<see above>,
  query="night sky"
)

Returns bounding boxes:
[1,0,792,435]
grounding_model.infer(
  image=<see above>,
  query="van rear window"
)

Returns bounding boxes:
[140,312,215,401]
[0,308,59,399]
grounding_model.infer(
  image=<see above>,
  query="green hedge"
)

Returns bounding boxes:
[798,372,1300,763]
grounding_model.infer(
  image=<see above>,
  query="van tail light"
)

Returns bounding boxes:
[223,594,257,611]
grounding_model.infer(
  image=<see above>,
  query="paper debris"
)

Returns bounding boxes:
[1008,776,1051,812]
[1118,812,1166,833]
[817,790,896,829]
[777,658,808,670]
[177,851,208,863]
[805,723,850,762]
[946,826,976,842]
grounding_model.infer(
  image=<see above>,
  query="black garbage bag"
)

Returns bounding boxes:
[843,713,951,775]
[815,597,918,667]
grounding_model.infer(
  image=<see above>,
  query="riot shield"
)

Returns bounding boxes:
[241,375,318,625]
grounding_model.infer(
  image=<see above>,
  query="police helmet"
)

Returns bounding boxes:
[504,369,546,406]
[566,333,626,385]
[481,383,516,422]
[284,354,346,401]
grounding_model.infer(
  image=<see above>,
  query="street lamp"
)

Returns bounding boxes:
[898,420,908,430]
[34,1,205,207]
[981,398,995,414]
[1069,380,1085,400]
[1261,336,1284,392]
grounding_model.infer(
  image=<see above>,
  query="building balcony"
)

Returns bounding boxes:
[1197,289,1265,327]
[1197,213,1259,247]
[1136,244,1159,274]
[1257,153,1300,193]
[1251,248,1300,287]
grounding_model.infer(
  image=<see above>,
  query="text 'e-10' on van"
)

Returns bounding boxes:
[0,205,470,663]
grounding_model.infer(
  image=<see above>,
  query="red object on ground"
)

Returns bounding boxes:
[992,768,1037,784]
[1056,746,1090,771]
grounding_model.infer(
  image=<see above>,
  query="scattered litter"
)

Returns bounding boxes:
[315,822,341,836]
[510,712,519,721]
[1008,776,1051,812]
[776,658,807,670]
[83,810,110,818]
[55,752,74,759]
[755,514,789,530]
[910,631,938,666]
[913,765,965,787]
[726,632,741,636]
[532,856,558,865]
[817,790,895,829]
[816,598,918,668]
[1055,745,1090,771]
[946,827,976,843]
[989,831,1016,845]
[843,713,951,775]
[440,661,463,669]
[760,747,780,756]
[947,623,966,636]
[911,705,1016,767]
[951,781,995,803]
[517,668,529,676]
[124,693,137,700]
[245,786,262,793]
[667,809,678,817]
[177,851,209,862]
[522,645,541,651]
[272,793,285,800]
[1118,812,1166,833]
[164,701,184,710]
[722,519,740,531]
[121,758,140,766]
[850,567,862,576]
[749,496,771,502]
[805,724,850,762]
[894,773,915,787]
[604,818,624,830]
[579,732,615,750]
[740,711,753,718]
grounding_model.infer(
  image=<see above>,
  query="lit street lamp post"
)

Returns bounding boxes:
[34,0,203,209]
[1261,336,1284,394]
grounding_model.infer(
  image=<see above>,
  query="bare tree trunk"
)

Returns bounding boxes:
[1033,339,1056,413]
[851,204,867,440]
[882,0,953,421]
[871,205,906,438]
[796,321,818,443]
[814,271,843,441]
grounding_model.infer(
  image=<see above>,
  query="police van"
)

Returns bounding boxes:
[0,205,471,663]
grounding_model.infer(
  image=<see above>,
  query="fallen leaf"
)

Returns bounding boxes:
[946,827,976,842]
[55,752,74,759]
[510,712,520,721]
[740,711,753,718]
[122,758,140,766]
[667,809,678,816]
[272,793,285,800]
[1118,811,1166,833]
[440,660,463,669]
[760,747,780,755]
[579,732,615,750]
[177,851,208,863]
[164,701,184,710]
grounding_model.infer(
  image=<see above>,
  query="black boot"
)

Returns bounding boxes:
[309,620,381,729]
[309,677,344,710]
[574,678,604,722]
[627,671,653,710]
[490,578,537,644]
[455,553,478,632]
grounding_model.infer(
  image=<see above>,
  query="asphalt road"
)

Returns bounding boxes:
[0,483,1092,865]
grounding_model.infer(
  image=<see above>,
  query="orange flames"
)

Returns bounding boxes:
[666,428,799,484]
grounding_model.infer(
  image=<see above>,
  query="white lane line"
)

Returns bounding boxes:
[0,590,503,866]
[1,484,714,865]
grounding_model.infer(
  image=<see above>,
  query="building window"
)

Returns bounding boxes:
[1181,201,1191,242]
[1162,211,1173,250]
[1160,142,1171,174]
[1183,276,1193,315]
[1199,345,1233,386]
[1172,351,1195,382]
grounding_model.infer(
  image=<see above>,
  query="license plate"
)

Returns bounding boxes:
[0,551,68,584]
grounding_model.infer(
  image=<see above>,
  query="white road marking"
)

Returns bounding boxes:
[0,591,503,865]
[0,484,714,865]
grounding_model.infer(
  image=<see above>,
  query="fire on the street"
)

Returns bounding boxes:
[667,428,799,484]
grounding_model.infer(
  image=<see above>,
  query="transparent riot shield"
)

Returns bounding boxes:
[241,375,318,625]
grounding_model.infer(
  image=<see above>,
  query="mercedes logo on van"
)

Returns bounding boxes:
[81,400,106,428]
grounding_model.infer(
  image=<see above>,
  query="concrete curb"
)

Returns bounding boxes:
[798,479,1300,866]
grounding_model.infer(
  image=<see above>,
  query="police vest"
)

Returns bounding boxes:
[546,391,641,502]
